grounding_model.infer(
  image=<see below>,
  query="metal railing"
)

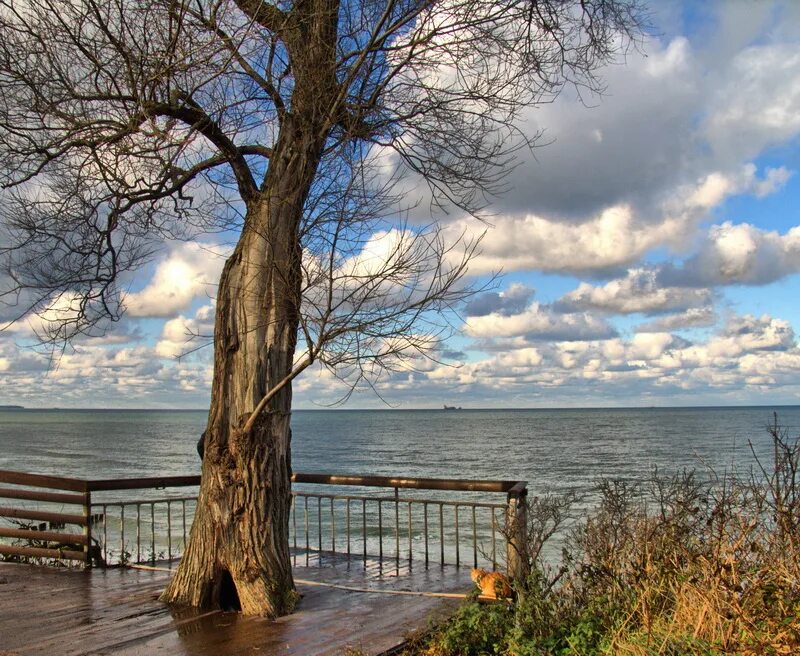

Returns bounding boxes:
[289,474,517,570]
[289,492,507,569]
[0,470,528,575]
[96,496,196,565]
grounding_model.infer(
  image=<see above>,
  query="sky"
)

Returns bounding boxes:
[2,0,800,410]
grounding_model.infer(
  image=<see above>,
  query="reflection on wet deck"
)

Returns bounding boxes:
[0,551,471,656]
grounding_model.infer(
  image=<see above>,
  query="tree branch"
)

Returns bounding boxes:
[232,0,289,33]
[242,354,314,435]
[145,99,259,203]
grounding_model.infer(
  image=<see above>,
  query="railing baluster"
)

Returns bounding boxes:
[394,489,400,564]
[136,503,141,563]
[362,498,367,566]
[304,496,310,566]
[378,500,383,562]
[394,488,400,564]
[346,499,351,558]
[423,502,429,568]
[455,504,460,567]
[330,497,335,554]
[472,505,477,568]
[292,495,297,551]
[182,499,187,556]
[150,503,156,564]
[407,501,412,565]
[120,505,125,564]
[439,503,444,566]
[167,501,172,562]
[491,508,497,570]
[84,491,92,567]
[291,495,296,566]
[102,504,108,564]
[317,497,322,556]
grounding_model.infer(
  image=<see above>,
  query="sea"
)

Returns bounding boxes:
[1,406,798,499]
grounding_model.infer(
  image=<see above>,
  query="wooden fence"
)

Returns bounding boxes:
[0,470,93,563]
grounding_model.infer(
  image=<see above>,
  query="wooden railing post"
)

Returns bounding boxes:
[83,490,93,567]
[505,481,528,583]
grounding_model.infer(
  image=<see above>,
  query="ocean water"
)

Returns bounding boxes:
[1,406,798,498]
[2,406,798,566]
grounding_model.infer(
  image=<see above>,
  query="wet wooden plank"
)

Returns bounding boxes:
[0,470,87,492]
[0,552,471,656]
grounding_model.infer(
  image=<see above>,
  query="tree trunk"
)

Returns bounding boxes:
[160,122,325,617]
[160,0,340,617]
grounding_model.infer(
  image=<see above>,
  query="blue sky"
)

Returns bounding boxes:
[2,0,800,409]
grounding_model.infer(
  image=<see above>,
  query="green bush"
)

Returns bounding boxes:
[432,598,514,655]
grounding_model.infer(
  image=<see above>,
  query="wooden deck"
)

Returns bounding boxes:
[0,552,472,656]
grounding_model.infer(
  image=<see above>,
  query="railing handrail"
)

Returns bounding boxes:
[87,475,200,492]
[292,473,524,493]
[0,468,529,573]
[0,469,526,495]
[0,470,87,493]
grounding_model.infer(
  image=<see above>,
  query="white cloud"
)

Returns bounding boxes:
[155,303,215,359]
[463,283,535,317]
[706,43,800,161]
[681,165,791,209]
[448,206,684,275]
[124,243,227,318]
[446,163,788,277]
[558,269,712,314]
[386,311,800,406]
[636,307,717,333]
[659,222,800,286]
[464,301,616,342]
[706,314,794,358]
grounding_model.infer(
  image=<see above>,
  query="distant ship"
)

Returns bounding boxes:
[443,404,462,410]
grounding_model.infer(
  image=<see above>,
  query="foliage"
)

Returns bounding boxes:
[408,417,800,656]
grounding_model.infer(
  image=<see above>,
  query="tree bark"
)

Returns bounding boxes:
[161,124,325,617]
[160,0,340,617]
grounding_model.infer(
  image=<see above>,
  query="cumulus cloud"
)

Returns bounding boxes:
[463,283,535,317]
[636,307,717,333]
[676,164,792,210]
[658,222,800,287]
[155,303,215,359]
[383,311,799,407]
[464,301,617,342]
[430,16,799,281]
[481,31,800,225]
[124,243,228,318]
[707,314,795,356]
[445,163,787,277]
[557,269,712,315]
[446,205,684,275]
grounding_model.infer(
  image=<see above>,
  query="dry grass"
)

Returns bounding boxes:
[410,415,800,656]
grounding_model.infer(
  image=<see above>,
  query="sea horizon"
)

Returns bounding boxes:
[2,403,800,412]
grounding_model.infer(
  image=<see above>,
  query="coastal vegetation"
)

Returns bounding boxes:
[406,417,800,655]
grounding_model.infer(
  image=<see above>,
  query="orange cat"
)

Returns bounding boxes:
[470,567,512,599]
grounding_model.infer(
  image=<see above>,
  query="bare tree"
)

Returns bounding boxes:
[0,0,645,615]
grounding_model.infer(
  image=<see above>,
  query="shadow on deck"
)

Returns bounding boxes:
[0,551,473,656]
